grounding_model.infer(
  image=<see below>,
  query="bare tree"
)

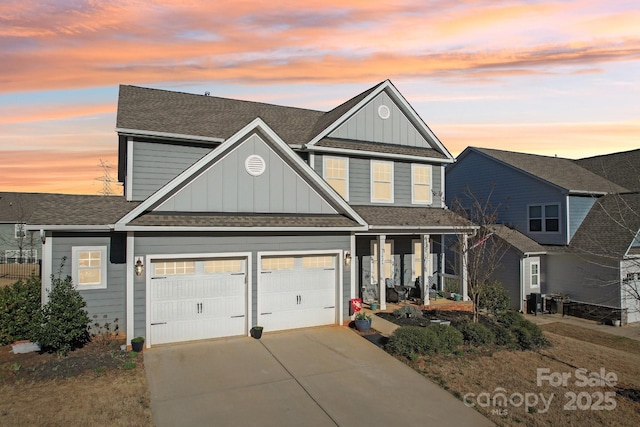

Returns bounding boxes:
[450,186,510,323]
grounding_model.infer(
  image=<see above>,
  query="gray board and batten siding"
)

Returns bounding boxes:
[329,91,433,149]
[155,133,336,215]
[446,150,568,245]
[132,141,212,201]
[132,232,351,338]
[314,154,443,207]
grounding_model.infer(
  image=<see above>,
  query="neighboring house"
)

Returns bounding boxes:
[27,80,474,348]
[0,192,42,264]
[446,147,640,323]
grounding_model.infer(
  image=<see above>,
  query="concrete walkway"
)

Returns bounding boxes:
[144,326,492,427]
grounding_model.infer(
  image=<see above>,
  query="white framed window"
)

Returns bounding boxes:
[528,204,560,232]
[72,246,107,290]
[323,156,349,200]
[412,164,432,205]
[371,240,394,284]
[14,224,26,239]
[204,259,243,274]
[261,257,295,271]
[301,255,334,269]
[371,160,394,203]
[153,261,195,275]
[530,261,540,288]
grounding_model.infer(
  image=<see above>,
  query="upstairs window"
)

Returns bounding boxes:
[371,160,394,203]
[323,156,349,200]
[412,164,432,204]
[529,204,559,232]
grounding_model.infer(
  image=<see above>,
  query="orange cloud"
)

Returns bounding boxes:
[0,103,114,124]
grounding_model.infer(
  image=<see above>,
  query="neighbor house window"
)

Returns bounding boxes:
[323,156,348,200]
[530,261,540,287]
[72,246,107,289]
[412,164,432,204]
[529,204,559,232]
[371,160,394,203]
[14,224,26,239]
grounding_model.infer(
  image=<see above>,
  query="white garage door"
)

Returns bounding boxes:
[150,257,247,345]
[258,254,337,332]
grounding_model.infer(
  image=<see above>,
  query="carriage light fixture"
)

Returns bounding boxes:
[135,257,144,276]
[344,251,352,267]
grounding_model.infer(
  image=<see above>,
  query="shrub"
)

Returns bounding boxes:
[386,325,463,358]
[478,281,510,315]
[35,274,90,355]
[434,324,463,354]
[0,275,42,344]
[456,320,495,346]
[392,305,423,319]
[493,310,549,350]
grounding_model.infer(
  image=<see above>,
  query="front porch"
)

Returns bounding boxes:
[373,296,474,314]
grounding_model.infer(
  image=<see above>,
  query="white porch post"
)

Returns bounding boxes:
[422,234,430,306]
[41,233,52,305]
[378,234,387,310]
[439,237,445,292]
[462,233,469,301]
[126,232,135,346]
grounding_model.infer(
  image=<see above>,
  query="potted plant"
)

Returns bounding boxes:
[250,326,264,339]
[131,336,145,352]
[354,311,372,332]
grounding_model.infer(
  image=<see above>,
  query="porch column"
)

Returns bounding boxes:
[41,233,52,305]
[378,234,387,310]
[422,234,430,306]
[462,233,469,301]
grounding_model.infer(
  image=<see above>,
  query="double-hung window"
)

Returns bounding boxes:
[72,246,107,289]
[412,164,432,204]
[530,261,540,288]
[528,204,559,232]
[323,156,348,200]
[371,160,394,203]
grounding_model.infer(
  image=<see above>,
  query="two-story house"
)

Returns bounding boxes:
[446,147,640,324]
[0,192,41,264]
[27,80,475,348]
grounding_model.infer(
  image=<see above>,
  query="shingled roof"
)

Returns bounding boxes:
[473,147,628,194]
[0,192,43,223]
[569,192,640,258]
[127,212,360,228]
[316,138,448,159]
[25,194,139,226]
[488,224,546,255]
[576,149,640,192]
[352,205,475,229]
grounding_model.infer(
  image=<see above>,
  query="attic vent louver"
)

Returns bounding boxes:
[245,155,266,176]
[378,105,391,119]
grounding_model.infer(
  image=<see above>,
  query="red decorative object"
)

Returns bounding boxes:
[349,298,362,315]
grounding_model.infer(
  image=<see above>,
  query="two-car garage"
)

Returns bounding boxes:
[147,252,341,346]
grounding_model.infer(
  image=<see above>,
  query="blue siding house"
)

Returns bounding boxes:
[25,80,475,348]
[446,147,640,324]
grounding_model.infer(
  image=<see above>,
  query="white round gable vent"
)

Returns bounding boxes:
[378,104,391,119]
[245,155,266,176]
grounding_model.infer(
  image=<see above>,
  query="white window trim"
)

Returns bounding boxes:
[72,246,108,290]
[14,223,26,239]
[370,160,394,203]
[530,260,540,288]
[323,155,349,201]
[411,164,432,205]
[527,203,560,233]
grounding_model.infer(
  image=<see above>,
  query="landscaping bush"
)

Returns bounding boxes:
[494,310,549,350]
[478,281,510,315]
[35,275,90,355]
[386,325,463,358]
[392,305,423,319]
[455,320,495,346]
[0,275,42,344]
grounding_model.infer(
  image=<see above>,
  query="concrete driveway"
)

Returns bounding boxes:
[144,327,492,427]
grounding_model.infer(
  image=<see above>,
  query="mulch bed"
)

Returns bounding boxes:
[376,309,475,327]
[0,340,134,383]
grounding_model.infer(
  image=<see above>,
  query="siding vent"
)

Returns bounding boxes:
[378,105,391,119]
[245,155,266,176]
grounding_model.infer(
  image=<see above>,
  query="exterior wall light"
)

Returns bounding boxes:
[135,257,144,276]
[344,251,352,267]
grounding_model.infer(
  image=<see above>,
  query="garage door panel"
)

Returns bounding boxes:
[259,254,338,332]
[150,257,247,345]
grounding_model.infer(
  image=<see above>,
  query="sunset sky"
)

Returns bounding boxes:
[1,0,639,194]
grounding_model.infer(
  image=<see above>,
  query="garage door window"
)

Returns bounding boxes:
[204,259,243,273]
[262,257,295,271]
[154,261,195,275]
[302,256,334,269]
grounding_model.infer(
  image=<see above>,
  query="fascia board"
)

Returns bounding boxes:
[307,145,454,164]
[114,225,367,232]
[116,128,224,143]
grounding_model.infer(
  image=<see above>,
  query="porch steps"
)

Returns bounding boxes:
[424,300,474,313]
